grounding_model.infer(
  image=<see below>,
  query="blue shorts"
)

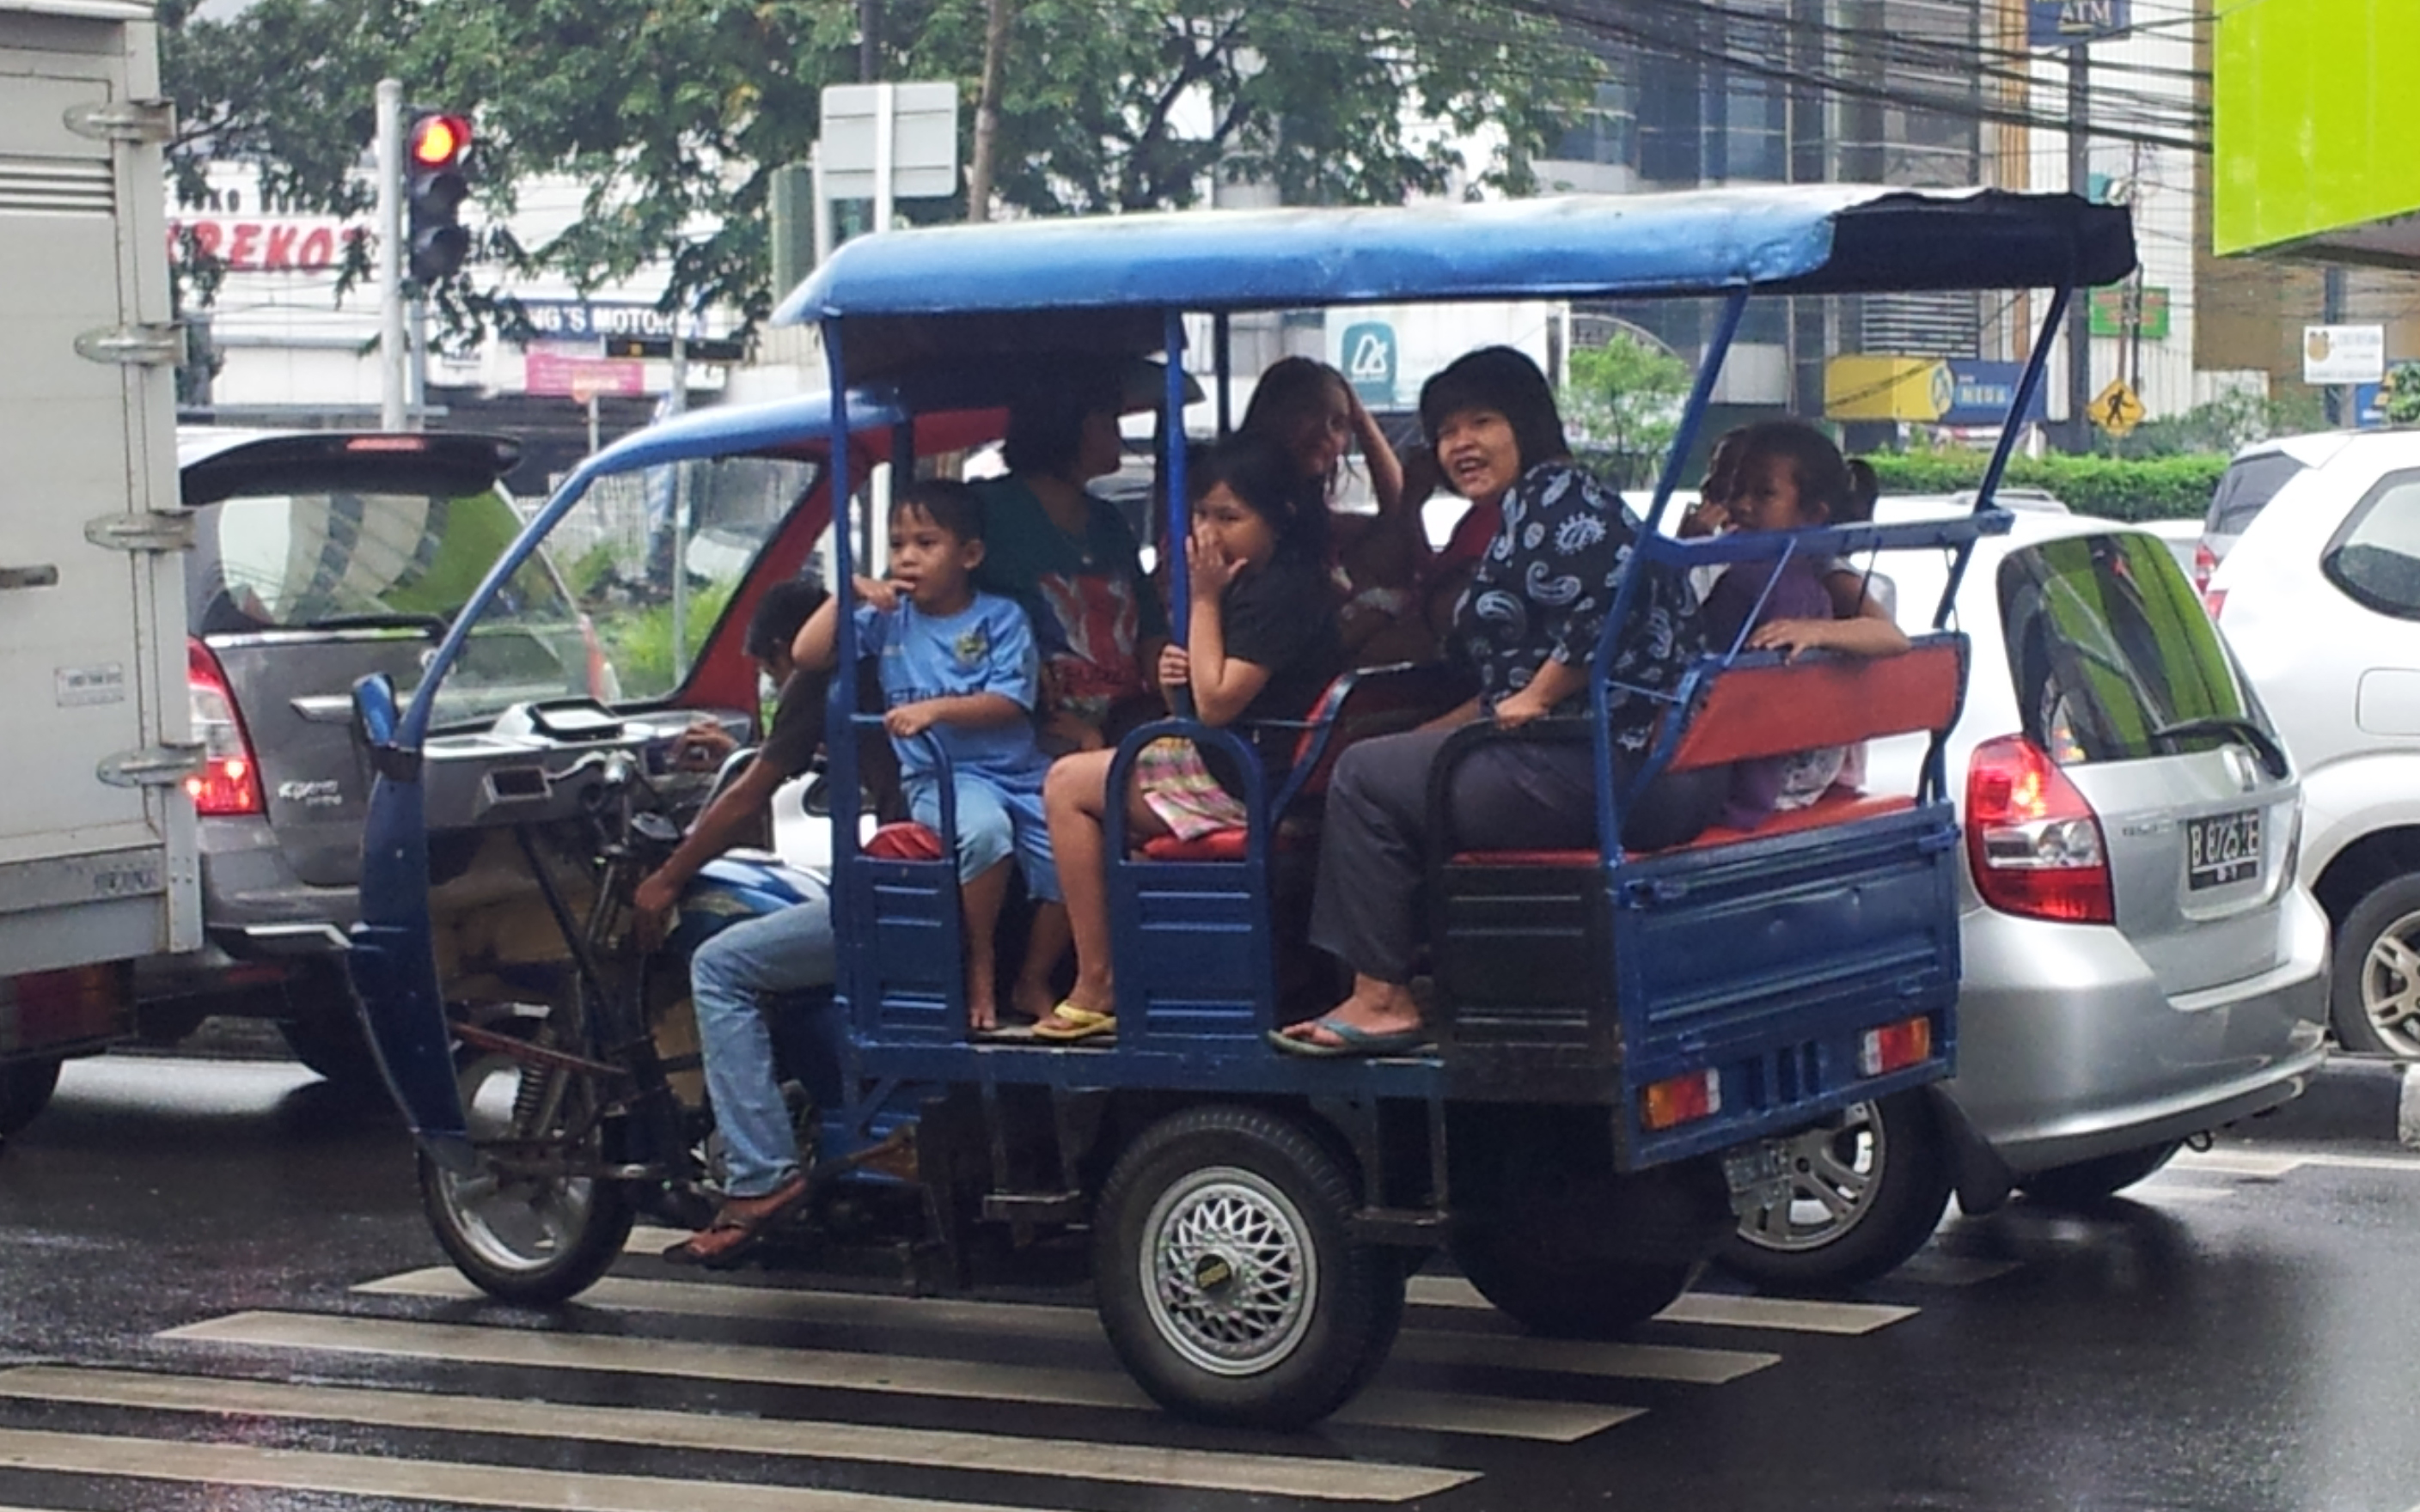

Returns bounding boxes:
[907,773,1061,902]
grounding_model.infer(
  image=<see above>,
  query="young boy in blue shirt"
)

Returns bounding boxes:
[793,480,1064,1031]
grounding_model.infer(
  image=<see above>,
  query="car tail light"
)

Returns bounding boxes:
[186,638,264,816]
[1965,734,2113,924]
[2192,540,2217,592]
[1641,1068,1721,1131]
[2203,587,2228,620]
[1860,1015,1934,1076]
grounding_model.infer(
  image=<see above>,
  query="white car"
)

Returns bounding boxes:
[2205,429,2420,1057]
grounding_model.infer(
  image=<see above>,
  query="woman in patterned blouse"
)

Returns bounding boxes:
[1272,346,1724,1057]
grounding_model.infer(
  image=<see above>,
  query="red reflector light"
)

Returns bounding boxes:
[1860,1015,1934,1077]
[2191,540,2217,593]
[1965,734,2113,924]
[2203,588,2228,620]
[186,638,265,817]
[1642,1069,1721,1131]
[344,436,430,453]
[6,964,125,1048]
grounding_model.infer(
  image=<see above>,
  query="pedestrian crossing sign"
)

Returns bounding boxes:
[2091,379,2146,436]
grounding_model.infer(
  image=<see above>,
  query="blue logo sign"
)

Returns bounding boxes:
[1340,321,1396,405]
[2029,0,2129,47]
[1941,360,2050,428]
[2356,382,2386,429]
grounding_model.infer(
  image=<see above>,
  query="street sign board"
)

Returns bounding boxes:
[2088,285,2171,340]
[1941,360,2050,427]
[821,82,959,199]
[2030,0,2130,46]
[2356,381,2387,428]
[2306,324,2386,385]
[2090,378,2146,435]
[1339,320,1396,405]
[524,344,645,399]
[510,300,703,342]
[602,335,749,363]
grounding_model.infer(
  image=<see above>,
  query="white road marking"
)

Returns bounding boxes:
[2125,1184,2234,1204]
[1404,1275,1915,1335]
[0,1365,1474,1502]
[0,1424,1040,1512]
[160,1311,1636,1442]
[2169,1149,2306,1178]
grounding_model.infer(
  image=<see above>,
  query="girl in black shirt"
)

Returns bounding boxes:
[1034,434,1343,1041]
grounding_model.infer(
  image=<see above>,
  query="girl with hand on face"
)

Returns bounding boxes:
[1034,434,1344,1043]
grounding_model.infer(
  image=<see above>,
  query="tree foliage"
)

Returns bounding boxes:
[158,0,1600,328]
[1561,334,1691,489]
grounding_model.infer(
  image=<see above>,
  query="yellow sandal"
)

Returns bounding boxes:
[1031,1003,1116,1042]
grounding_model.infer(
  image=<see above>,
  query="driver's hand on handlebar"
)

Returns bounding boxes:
[632,868,680,949]
[672,720,737,771]
[852,574,904,613]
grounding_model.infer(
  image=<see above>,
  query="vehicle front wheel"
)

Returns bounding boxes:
[1719,1091,1952,1291]
[2017,1141,2181,1207]
[419,1049,632,1305]
[0,1057,62,1137]
[1092,1105,1403,1429]
[2331,875,2420,1058]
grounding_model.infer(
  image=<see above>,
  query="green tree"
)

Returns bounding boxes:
[2384,363,2420,427]
[1561,334,1692,488]
[158,1,1599,331]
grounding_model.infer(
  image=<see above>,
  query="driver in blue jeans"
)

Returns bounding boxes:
[631,578,838,1265]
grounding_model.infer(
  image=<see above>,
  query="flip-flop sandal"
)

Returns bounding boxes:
[662,1174,810,1267]
[1267,1016,1430,1059]
[1031,1003,1116,1043]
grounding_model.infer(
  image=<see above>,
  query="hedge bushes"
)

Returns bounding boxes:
[1866,450,2227,522]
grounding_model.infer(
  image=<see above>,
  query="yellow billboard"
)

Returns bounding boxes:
[1824,356,1952,422]
[2214,0,2420,263]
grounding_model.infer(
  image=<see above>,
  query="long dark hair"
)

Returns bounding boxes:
[1189,431,1329,561]
[1417,346,1570,475]
[1240,356,1352,505]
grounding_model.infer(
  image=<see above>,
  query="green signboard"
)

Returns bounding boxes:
[2215,0,2420,261]
[2089,286,2170,341]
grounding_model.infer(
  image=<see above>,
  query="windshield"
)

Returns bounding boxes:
[541,453,823,705]
[1998,532,2272,766]
[2203,451,2307,539]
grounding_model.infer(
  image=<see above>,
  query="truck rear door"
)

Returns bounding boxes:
[0,3,199,985]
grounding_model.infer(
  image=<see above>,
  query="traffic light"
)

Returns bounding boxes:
[404,111,473,283]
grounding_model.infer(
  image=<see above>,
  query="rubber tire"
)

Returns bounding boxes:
[2330,874,2420,1058]
[1093,1105,1404,1429]
[277,1010,386,1089]
[0,1058,61,1137]
[1451,1224,1696,1339]
[1718,1090,1954,1292]
[419,1052,634,1305]
[2017,1141,2181,1207]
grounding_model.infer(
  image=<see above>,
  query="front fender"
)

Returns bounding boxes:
[2296,753,2420,887]
[347,769,472,1166]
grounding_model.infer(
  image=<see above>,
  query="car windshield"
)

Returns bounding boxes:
[2204,451,2307,539]
[1998,531,2272,765]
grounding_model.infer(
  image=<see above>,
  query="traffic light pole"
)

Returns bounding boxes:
[2063,44,2092,454]
[376,78,406,433]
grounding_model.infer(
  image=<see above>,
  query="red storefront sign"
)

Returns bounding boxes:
[167,218,365,274]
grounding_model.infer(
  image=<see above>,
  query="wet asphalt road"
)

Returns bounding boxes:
[3,1041,2419,1512]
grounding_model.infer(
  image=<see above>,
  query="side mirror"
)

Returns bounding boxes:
[351,672,402,773]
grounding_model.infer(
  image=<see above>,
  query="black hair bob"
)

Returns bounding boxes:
[1417,345,1571,477]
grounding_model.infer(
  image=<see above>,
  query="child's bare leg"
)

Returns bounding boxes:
[1012,901,1069,1022]
[961,858,1011,1032]
[1043,752,1117,1015]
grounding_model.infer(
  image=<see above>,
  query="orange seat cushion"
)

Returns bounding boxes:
[1139,828,1251,863]
[1451,792,1915,867]
[865,821,946,861]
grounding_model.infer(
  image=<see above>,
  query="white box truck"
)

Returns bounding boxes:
[0,1,198,1133]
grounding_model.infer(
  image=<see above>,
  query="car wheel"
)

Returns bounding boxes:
[277,1011,386,1088]
[1719,1091,1952,1291]
[0,1058,62,1137]
[2331,875,2420,1058]
[1450,1222,1696,1338]
[1092,1105,1403,1429]
[419,1049,633,1305]
[2016,1141,2182,1207]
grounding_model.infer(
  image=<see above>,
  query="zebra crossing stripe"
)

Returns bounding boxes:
[159,1312,1638,1442]
[358,1267,1772,1383]
[1404,1275,1916,1336]
[0,1424,1042,1512]
[0,1366,1475,1502]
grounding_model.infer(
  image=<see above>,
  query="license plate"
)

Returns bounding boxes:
[2186,808,2262,890]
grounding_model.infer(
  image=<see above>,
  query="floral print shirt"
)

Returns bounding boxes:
[1451,459,1704,753]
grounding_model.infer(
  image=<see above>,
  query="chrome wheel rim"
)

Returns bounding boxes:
[1735,1100,1884,1253]
[1140,1165,1317,1377]
[437,1054,597,1275]
[2360,910,2420,1058]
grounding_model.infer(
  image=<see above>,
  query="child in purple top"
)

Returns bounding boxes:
[1701,422,1911,831]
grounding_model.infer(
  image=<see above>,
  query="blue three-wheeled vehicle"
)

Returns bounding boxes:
[345,186,2134,1427]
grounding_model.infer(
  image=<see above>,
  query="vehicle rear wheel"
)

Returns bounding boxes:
[1092,1105,1402,1428]
[419,1049,632,1304]
[0,1058,62,1137]
[1719,1091,1952,1291]
[2016,1141,2182,1207]
[2331,875,2420,1058]
[1449,1222,1696,1338]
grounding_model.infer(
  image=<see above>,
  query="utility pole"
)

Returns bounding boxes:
[2064,42,2092,454]
[375,78,405,432]
[2324,265,2349,427]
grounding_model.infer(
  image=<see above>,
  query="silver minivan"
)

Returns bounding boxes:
[1721,503,2330,1289]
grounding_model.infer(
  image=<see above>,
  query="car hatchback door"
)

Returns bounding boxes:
[1996,532,2300,997]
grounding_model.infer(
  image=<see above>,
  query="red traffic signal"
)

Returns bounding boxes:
[407,113,470,170]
